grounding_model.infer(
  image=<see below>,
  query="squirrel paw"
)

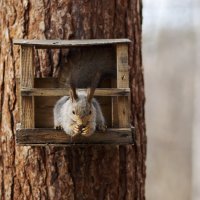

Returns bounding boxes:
[67,124,80,137]
[82,126,94,137]
[72,124,80,136]
[96,124,107,132]
[55,125,63,130]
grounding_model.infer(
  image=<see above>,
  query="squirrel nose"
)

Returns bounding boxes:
[77,119,83,126]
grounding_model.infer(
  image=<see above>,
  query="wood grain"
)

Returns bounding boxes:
[13,39,131,48]
[16,128,133,145]
[116,44,130,128]
[21,88,130,96]
[116,44,129,88]
[20,46,35,128]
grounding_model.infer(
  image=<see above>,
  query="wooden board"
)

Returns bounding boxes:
[21,88,130,96]
[116,44,129,88]
[20,46,35,128]
[16,128,133,145]
[116,44,130,128]
[13,39,131,48]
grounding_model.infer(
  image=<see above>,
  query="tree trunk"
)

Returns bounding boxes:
[0,0,146,199]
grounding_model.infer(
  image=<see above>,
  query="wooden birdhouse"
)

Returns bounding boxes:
[13,39,134,145]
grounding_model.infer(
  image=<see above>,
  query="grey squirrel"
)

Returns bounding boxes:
[53,47,114,136]
[53,86,106,137]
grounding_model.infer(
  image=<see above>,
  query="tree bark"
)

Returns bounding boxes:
[0,0,146,199]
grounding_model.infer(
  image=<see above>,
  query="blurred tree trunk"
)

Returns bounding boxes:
[0,0,146,199]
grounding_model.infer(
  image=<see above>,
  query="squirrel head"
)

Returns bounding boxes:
[68,87,95,126]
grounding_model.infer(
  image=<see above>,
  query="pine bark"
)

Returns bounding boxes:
[0,0,146,200]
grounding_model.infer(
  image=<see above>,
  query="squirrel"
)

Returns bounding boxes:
[53,85,106,137]
[52,46,115,136]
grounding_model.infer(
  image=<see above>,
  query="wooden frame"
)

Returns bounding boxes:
[20,46,35,128]
[21,88,130,96]
[16,128,134,145]
[14,39,133,145]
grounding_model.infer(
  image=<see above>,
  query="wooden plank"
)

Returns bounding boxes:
[21,88,130,96]
[16,128,133,145]
[13,39,131,48]
[116,44,129,88]
[20,46,35,128]
[116,44,130,128]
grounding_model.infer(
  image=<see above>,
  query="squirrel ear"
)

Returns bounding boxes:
[87,88,95,103]
[69,87,78,102]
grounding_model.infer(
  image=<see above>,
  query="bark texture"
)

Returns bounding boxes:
[0,0,146,199]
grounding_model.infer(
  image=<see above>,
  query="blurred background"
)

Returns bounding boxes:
[143,0,200,200]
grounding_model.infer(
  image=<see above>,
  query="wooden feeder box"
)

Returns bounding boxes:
[13,39,134,146]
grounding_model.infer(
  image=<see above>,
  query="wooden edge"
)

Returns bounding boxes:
[20,46,35,128]
[16,77,59,81]
[13,39,131,48]
[17,144,135,147]
[21,88,130,97]
[16,128,134,145]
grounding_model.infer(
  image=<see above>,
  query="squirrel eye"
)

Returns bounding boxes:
[72,110,75,115]
[89,110,92,115]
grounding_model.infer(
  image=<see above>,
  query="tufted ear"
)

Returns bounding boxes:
[69,87,78,102]
[87,71,101,103]
[87,88,95,103]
